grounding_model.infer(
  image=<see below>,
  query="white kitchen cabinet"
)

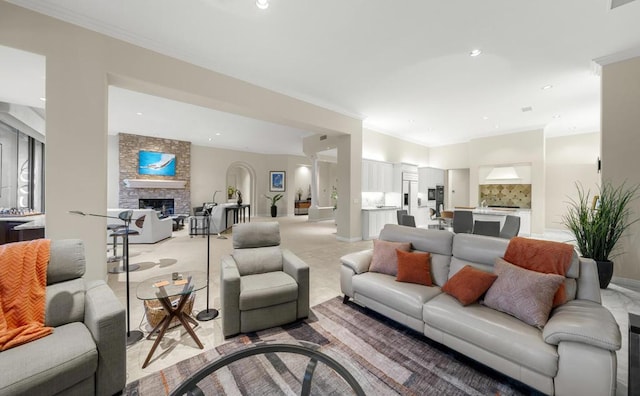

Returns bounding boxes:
[418,167,445,193]
[362,209,397,240]
[362,160,394,192]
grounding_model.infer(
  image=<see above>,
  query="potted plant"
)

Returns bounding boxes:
[264,193,283,217]
[562,181,639,288]
[227,186,236,200]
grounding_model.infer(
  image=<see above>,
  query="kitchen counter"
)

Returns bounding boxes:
[361,206,400,211]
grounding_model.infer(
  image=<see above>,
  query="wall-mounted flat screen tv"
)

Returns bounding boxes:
[138,150,176,176]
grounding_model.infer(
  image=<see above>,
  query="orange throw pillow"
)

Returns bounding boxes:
[396,250,432,286]
[504,237,574,306]
[442,265,498,306]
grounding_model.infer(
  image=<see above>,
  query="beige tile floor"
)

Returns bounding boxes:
[108,216,640,395]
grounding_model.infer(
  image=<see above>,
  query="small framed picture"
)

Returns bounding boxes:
[269,171,286,192]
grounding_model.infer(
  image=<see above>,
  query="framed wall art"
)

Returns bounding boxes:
[269,171,286,192]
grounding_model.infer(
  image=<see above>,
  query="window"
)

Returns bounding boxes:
[0,121,44,212]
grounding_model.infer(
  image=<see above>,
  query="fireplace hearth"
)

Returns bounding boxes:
[139,198,175,216]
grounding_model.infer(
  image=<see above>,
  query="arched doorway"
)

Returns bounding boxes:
[226,162,256,216]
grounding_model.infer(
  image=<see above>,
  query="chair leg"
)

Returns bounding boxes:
[343,295,350,304]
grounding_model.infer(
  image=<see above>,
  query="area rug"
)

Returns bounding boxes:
[125,297,532,395]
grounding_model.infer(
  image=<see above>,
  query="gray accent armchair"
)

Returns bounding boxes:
[0,239,126,396]
[220,222,309,337]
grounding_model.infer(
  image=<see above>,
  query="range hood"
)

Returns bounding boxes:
[485,166,520,180]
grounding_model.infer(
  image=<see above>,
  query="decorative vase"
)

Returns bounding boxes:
[271,205,277,217]
[596,260,614,289]
[237,197,242,205]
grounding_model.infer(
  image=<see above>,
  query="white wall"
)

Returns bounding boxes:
[545,132,600,230]
[428,142,470,170]
[601,55,640,281]
[106,134,120,208]
[363,129,429,165]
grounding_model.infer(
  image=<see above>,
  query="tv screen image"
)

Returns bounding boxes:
[138,151,176,176]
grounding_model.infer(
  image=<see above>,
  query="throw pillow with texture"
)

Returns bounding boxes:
[396,250,432,286]
[442,265,498,306]
[369,239,412,276]
[484,258,565,328]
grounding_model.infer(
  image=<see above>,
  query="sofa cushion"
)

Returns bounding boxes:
[484,258,564,328]
[353,272,441,320]
[442,265,497,306]
[423,293,559,377]
[240,271,298,311]
[233,246,283,276]
[369,239,411,276]
[48,239,85,285]
[45,278,85,327]
[0,322,98,396]
[396,250,432,286]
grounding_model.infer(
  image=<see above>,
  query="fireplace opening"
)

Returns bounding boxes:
[139,198,175,216]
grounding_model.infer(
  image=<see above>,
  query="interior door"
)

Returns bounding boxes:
[448,169,470,208]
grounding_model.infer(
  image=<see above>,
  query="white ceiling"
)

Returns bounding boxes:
[4,0,640,154]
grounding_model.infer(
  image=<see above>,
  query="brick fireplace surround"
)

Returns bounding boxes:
[118,133,191,215]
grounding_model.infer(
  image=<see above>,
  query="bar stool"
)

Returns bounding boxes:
[107,224,124,264]
[108,227,140,273]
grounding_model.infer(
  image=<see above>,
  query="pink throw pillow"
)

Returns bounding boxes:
[369,239,412,276]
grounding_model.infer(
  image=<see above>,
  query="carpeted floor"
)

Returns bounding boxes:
[125,297,534,396]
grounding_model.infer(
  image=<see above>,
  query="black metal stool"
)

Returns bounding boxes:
[108,227,140,273]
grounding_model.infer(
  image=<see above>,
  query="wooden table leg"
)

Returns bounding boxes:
[141,293,204,368]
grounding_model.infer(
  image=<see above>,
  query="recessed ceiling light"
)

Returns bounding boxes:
[208,138,212,141]
[256,0,269,9]
[39,97,46,102]
[136,112,143,116]
[482,116,489,120]
[215,132,221,136]
[542,85,553,90]
[495,125,500,129]
[469,49,482,57]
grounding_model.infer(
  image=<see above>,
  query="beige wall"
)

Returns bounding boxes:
[601,55,640,282]
[428,142,470,170]
[362,129,430,166]
[545,133,600,229]
[0,3,362,279]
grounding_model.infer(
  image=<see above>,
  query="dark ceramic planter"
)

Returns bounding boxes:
[271,205,277,217]
[596,260,614,289]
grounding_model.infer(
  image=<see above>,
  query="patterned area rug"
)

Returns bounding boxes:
[125,297,532,395]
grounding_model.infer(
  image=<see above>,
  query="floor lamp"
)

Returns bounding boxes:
[69,210,144,345]
[196,206,219,321]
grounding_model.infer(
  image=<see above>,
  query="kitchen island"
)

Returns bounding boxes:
[361,206,400,240]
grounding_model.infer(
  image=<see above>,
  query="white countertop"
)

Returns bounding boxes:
[362,206,401,211]
[6,214,46,229]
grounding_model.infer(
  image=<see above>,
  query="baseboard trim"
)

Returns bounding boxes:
[336,235,362,242]
[611,276,640,292]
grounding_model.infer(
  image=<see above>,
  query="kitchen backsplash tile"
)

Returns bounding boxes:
[479,184,531,209]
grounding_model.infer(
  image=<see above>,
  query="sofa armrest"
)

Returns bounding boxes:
[340,249,373,275]
[283,249,310,319]
[220,255,241,337]
[84,280,126,396]
[543,299,621,351]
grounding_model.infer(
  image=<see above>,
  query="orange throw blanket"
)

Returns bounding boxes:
[0,239,52,351]
[504,236,575,306]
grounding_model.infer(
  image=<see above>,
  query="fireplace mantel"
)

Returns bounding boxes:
[124,179,186,189]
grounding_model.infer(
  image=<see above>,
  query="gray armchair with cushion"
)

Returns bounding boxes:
[220,222,309,337]
[0,239,126,396]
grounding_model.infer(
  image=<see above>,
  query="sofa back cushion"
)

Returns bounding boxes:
[233,246,283,276]
[379,225,453,286]
[233,222,281,249]
[47,239,85,285]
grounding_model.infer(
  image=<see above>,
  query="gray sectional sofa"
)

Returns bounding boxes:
[340,224,621,396]
[0,240,126,396]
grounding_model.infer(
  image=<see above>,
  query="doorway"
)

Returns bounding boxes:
[226,162,256,214]
[448,169,470,208]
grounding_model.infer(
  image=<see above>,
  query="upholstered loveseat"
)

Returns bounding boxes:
[0,240,126,396]
[340,224,621,396]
